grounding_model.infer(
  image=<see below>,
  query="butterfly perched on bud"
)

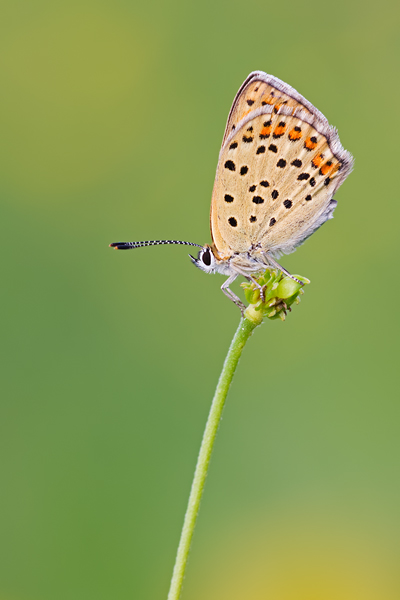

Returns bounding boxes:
[110,71,353,313]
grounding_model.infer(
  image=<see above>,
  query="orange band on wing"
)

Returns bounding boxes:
[311,154,324,168]
[260,124,272,137]
[289,128,302,141]
[273,123,287,138]
[261,95,274,106]
[319,160,334,175]
[305,136,318,150]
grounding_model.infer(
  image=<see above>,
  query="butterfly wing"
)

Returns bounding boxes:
[210,101,353,259]
[221,71,328,146]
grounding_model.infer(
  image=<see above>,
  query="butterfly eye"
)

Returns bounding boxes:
[202,248,212,266]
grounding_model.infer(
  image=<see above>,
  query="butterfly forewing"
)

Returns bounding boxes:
[211,106,351,259]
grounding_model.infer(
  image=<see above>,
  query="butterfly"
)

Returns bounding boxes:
[110,71,354,313]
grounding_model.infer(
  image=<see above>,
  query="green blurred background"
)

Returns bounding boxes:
[1,0,399,598]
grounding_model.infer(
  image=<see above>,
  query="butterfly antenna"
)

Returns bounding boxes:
[109,240,203,250]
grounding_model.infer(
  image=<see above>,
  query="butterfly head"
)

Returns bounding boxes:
[189,244,218,274]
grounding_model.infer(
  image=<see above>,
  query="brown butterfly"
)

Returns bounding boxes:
[111,71,353,312]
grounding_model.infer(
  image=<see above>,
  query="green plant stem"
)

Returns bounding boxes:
[167,315,260,600]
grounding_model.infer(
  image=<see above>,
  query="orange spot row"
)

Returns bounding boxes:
[260,124,272,137]
[305,137,318,150]
[289,128,302,141]
[261,96,275,106]
[273,123,287,137]
[312,154,324,168]
[331,162,341,176]
[319,161,334,175]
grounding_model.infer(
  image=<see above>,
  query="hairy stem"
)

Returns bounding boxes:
[167,315,260,600]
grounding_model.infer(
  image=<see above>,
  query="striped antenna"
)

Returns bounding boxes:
[109,240,203,250]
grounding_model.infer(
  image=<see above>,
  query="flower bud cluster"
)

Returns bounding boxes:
[241,269,310,324]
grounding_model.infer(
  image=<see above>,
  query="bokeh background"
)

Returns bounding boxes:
[1,0,399,598]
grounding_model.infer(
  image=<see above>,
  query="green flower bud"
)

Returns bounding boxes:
[241,268,310,324]
[275,276,302,299]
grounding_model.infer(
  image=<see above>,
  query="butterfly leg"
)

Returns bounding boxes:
[221,275,246,314]
[247,276,267,302]
[265,255,304,286]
